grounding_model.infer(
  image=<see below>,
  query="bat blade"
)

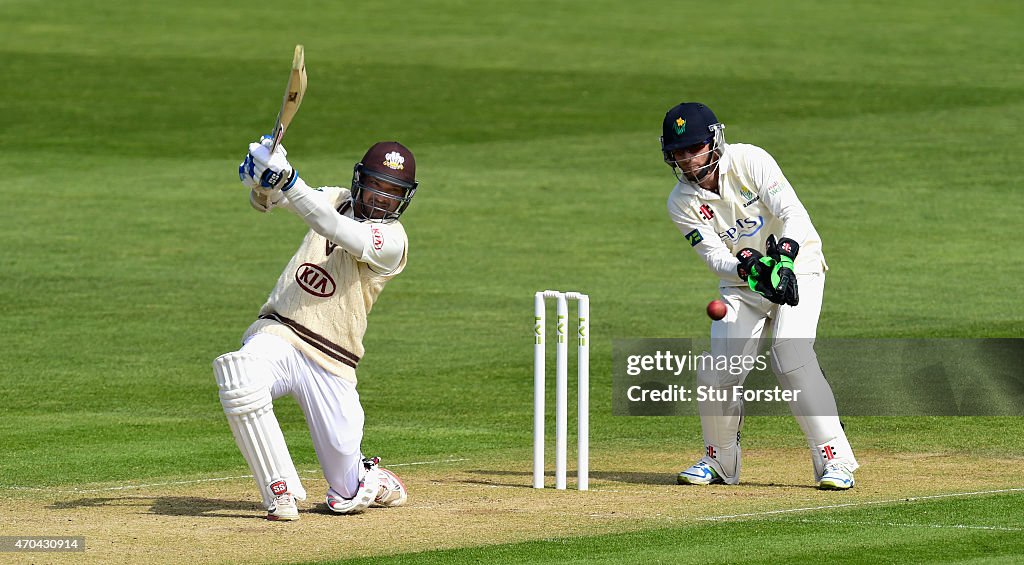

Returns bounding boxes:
[270,44,307,152]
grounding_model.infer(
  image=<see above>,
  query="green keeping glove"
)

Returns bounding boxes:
[765,235,800,306]
[735,248,781,303]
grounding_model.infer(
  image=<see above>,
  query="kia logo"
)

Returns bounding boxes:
[295,263,336,297]
[371,227,384,251]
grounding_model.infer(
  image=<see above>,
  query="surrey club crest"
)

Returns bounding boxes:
[383,151,405,170]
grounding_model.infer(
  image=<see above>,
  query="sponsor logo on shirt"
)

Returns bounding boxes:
[295,263,336,297]
[718,216,765,242]
[685,229,703,247]
[766,179,787,197]
[371,226,384,251]
[699,204,714,220]
[739,185,760,207]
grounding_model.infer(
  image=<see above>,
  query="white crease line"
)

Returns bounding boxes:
[794,518,1021,532]
[3,458,470,494]
[700,487,1024,521]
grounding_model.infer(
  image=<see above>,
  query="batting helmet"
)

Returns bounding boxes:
[660,102,726,183]
[350,141,418,222]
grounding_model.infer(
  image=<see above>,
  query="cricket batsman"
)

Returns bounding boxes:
[213,137,417,520]
[662,102,859,490]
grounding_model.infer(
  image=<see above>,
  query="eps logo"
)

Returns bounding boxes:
[718,216,765,242]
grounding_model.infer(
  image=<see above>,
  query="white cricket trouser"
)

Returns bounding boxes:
[240,333,366,499]
[699,273,859,483]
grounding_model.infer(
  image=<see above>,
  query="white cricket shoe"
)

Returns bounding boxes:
[677,460,724,485]
[819,461,855,490]
[326,458,380,515]
[267,492,299,521]
[373,467,408,507]
[326,477,378,514]
[361,456,408,507]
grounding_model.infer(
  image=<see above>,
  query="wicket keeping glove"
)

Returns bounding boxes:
[246,136,299,191]
[736,248,780,303]
[765,235,800,306]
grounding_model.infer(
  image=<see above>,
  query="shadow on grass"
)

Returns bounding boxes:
[48,496,261,518]
[464,469,818,489]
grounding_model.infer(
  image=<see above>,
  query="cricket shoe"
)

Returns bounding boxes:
[363,456,408,508]
[267,493,299,521]
[326,460,381,514]
[818,461,855,490]
[677,460,724,485]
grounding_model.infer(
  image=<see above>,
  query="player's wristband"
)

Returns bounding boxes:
[281,169,299,191]
[260,167,298,191]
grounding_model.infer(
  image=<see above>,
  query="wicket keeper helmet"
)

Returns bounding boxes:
[350,141,418,223]
[660,102,726,183]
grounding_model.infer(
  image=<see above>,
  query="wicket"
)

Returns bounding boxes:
[533,290,589,490]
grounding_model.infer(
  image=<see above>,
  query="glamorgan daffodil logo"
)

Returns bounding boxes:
[674,117,686,134]
[383,151,405,170]
[740,185,756,201]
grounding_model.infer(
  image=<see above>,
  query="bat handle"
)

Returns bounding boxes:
[269,126,284,153]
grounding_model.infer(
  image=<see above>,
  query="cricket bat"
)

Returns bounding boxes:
[270,44,307,152]
[252,45,306,210]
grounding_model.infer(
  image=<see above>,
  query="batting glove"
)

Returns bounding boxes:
[765,235,800,306]
[248,136,299,191]
[736,248,781,304]
[238,152,260,190]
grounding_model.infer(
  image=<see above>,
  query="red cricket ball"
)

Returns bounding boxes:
[707,299,728,321]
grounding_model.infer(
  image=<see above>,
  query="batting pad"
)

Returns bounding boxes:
[770,339,858,480]
[811,435,859,481]
[695,360,743,483]
[213,351,307,508]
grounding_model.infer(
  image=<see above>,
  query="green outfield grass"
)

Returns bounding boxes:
[1,0,1021,563]
[328,492,1024,565]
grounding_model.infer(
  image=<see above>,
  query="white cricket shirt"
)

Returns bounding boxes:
[666,143,827,286]
[243,186,408,382]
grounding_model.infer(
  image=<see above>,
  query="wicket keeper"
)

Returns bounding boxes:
[662,102,859,490]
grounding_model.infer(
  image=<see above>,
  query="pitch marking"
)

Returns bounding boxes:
[699,487,1024,521]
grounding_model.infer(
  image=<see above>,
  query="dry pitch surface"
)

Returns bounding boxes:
[4,449,1022,564]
